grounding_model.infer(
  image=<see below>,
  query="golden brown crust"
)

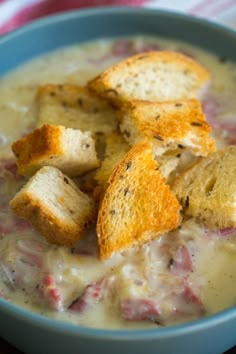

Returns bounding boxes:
[88,51,210,106]
[36,83,118,136]
[12,125,64,176]
[10,167,96,246]
[94,131,130,198]
[96,141,182,259]
[10,192,93,246]
[171,146,236,229]
[119,98,215,156]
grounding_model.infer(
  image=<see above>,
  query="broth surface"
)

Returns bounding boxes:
[0,36,235,329]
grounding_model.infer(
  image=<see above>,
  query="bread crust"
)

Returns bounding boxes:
[88,51,210,106]
[94,131,130,198]
[12,125,63,175]
[97,142,182,259]
[171,146,236,229]
[119,98,215,156]
[36,84,118,136]
[10,166,96,246]
[12,124,99,177]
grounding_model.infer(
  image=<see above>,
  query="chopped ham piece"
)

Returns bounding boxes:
[0,159,20,180]
[218,228,236,237]
[111,39,161,57]
[183,280,203,308]
[202,95,222,128]
[206,228,236,238]
[120,298,161,322]
[170,245,193,274]
[136,43,161,53]
[70,276,116,313]
[41,274,62,311]
[111,40,136,56]
[70,281,103,312]
[202,95,236,144]
[172,279,204,318]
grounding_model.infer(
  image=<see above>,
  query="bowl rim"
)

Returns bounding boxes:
[0,6,236,340]
[0,5,235,46]
[1,296,236,340]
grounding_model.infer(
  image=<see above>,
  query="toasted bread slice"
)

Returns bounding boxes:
[10,166,95,246]
[156,153,180,180]
[97,142,182,259]
[36,84,118,137]
[172,146,236,229]
[88,51,210,106]
[12,124,100,177]
[94,131,130,196]
[119,99,215,156]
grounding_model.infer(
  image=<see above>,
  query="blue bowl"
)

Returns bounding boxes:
[0,7,236,354]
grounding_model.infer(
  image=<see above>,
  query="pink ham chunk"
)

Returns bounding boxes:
[206,228,236,238]
[0,160,18,179]
[70,281,105,313]
[170,245,193,274]
[111,39,161,57]
[202,95,236,144]
[202,95,222,128]
[41,274,62,311]
[111,40,136,56]
[218,228,236,237]
[120,298,161,322]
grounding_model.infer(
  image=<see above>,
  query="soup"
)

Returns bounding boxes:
[0,36,235,329]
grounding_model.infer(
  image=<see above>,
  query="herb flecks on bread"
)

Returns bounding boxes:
[36,84,118,136]
[10,166,96,246]
[97,142,182,259]
[12,124,100,177]
[88,51,210,106]
[119,98,215,157]
[172,146,236,229]
[94,131,130,198]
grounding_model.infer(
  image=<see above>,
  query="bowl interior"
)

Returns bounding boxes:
[0,7,236,353]
[1,6,236,76]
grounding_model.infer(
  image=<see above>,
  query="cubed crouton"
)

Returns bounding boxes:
[171,146,236,229]
[12,124,100,177]
[36,84,118,136]
[10,166,96,246]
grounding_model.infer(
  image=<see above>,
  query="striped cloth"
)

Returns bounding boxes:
[0,0,236,35]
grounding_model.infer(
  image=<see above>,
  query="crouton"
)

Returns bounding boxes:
[171,146,236,229]
[12,124,100,177]
[119,99,215,157]
[156,153,180,180]
[36,84,118,136]
[94,131,130,196]
[10,166,96,246]
[88,51,210,106]
[97,142,182,259]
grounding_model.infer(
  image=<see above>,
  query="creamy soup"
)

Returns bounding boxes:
[0,36,235,329]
